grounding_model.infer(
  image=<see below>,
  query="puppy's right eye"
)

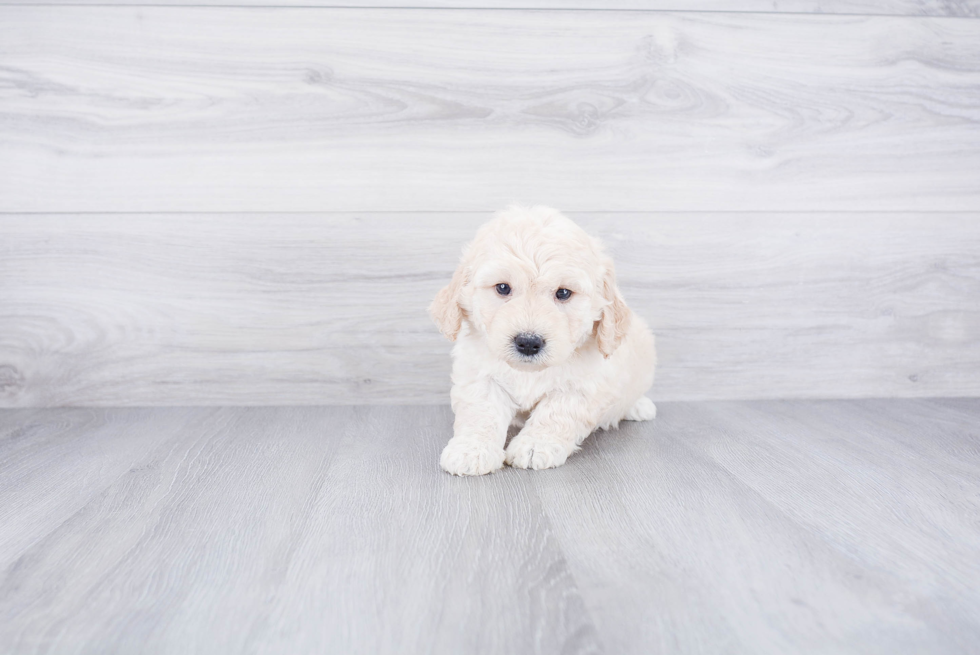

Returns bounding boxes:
[495,283,511,296]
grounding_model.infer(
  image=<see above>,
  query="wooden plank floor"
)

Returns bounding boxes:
[2,400,978,654]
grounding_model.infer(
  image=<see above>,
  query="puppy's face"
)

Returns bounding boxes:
[468,252,597,370]
[431,207,632,369]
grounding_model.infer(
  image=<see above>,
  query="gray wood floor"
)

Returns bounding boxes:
[2,399,978,654]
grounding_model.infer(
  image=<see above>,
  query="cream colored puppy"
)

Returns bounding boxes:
[430,205,657,476]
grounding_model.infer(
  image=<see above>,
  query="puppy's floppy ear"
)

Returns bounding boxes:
[595,260,632,358]
[429,258,467,341]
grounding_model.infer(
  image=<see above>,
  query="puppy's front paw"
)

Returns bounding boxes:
[505,436,572,471]
[440,438,505,476]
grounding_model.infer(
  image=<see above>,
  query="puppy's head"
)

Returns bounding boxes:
[430,205,631,370]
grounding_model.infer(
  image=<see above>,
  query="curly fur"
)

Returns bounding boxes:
[430,205,657,476]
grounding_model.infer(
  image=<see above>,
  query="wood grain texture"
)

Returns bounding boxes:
[2,8,979,212]
[528,398,980,654]
[2,212,978,407]
[0,407,206,565]
[2,1,977,17]
[1,400,979,653]
[0,405,600,655]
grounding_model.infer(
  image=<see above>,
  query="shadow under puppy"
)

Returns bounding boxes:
[430,205,657,476]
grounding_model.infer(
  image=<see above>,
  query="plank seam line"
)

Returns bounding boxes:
[518,475,609,653]
[0,4,977,18]
[4,211,980,216]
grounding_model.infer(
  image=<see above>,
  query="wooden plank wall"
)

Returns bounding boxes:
[2,1,978,14]
[1,3,978,406]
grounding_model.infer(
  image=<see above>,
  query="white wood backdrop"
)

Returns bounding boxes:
[1,3,978,406]
[2,9,980,213]
[2,213,978,406]
[2,1,977,16]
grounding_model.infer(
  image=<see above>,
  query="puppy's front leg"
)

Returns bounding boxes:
[440,382,514,476]
[506,394,596,471]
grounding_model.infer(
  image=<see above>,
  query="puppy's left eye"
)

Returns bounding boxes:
[555,288,572,301]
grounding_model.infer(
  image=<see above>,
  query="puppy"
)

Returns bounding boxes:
[430,205,657,476]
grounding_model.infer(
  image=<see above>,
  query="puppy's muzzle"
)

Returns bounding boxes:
[513,333,545,358]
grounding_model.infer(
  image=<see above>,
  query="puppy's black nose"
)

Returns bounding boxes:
[514,333,545,357]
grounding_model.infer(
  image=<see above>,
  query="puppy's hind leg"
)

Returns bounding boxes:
[624,396,657,421]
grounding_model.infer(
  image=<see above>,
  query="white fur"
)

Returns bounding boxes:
[430,205,657,476]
